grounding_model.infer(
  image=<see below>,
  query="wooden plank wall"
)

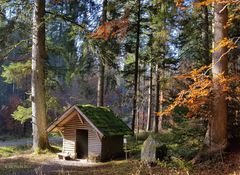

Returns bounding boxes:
[62,113,102,158]
[101,136,124,161]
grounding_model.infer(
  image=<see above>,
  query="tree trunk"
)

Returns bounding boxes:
[146,63,153,131]
[132,0,141,131]
[205,2,228,153]
[158,90,163,131]
[97,0,107,107]
[202,6,210,65]
[142,66,146,131]
[31,0,49,151]
[154,64,160,133]
[97,62,105,106]
[137,69,141,133]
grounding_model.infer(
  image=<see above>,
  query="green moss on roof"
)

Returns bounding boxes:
[77,104,132,136]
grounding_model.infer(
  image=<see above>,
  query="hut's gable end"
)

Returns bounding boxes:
[62,111,102,158]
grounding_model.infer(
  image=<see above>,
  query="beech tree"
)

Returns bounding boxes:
[31,0,49,150]
[205,1,228,152]
[162,0,233,156]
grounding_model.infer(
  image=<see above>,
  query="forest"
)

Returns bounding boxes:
[0,0,240,174]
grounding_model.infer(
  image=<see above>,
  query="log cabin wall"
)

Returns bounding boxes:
[62,113,102,158]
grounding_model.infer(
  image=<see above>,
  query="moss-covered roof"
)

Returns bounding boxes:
[77,104,132,136]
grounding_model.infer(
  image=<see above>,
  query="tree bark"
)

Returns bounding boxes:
[205,2,228,153]
[202,6,210,65]
[97,62,105,106]
[97,0,107,107]
[154,64,160,133]
[132,0,141,131]
[31,0,49,151]
[146,63,153,131]
[136,68,141,133]
[158,90,163,131]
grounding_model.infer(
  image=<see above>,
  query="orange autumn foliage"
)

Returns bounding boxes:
[176,0,239,7]
[211,37,238,53]
[156,0,240,118]
[156,65,240,118]
[90,17,130,41]
[90,9,130,41]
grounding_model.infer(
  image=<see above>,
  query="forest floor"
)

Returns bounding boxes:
[1,119,240,175]
[0,151,240,175]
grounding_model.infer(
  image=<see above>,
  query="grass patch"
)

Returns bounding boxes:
[0,143,61,158]
[0,145,31,157]
[34,144,62,155]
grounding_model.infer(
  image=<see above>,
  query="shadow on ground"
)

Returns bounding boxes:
[1,151,240,175]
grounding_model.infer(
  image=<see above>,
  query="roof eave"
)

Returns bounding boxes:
[47,105,76,132]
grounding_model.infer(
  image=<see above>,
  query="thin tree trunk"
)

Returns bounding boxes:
[154,64,160,133]
[146,63,153,131]
[132,0,141,131]
[97,0,107,107]
[142,66,146,131]
[158,90,163,131]
[205,2,228,153]
[97,62,105,106]
[32,0,49,151]
[137,69,141,133]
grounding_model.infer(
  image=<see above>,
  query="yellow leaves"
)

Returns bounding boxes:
[175,0,184,7]
[176,0,239,15]
[175,65,210,80]
[211,38,237,53]
[175,0,187,10]
[194,0,215,7]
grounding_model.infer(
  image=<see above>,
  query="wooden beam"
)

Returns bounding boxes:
[77,112,84,124]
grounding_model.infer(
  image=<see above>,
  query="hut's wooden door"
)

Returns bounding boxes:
[76,129,88,158]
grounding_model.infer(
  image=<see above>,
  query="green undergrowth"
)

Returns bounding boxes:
[156,119,206,160]
[126,119,206,171]
[0,145,31,157]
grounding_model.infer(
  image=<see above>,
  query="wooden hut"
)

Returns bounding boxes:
[47,104,131,161]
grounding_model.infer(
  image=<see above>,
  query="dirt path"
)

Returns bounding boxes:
[2,153,240,175]
[0,137,62,147]
[1,147,240,174]
[0,154,125,175]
